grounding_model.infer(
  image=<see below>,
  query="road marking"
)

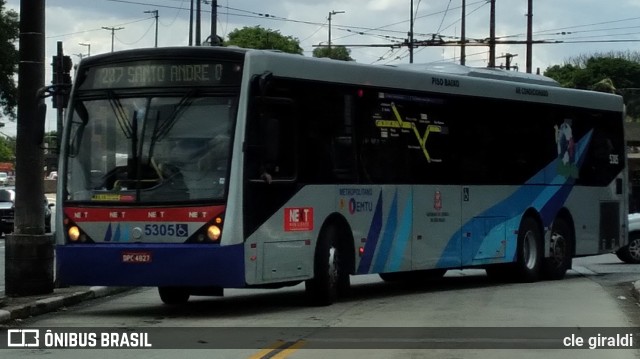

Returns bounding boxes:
[248,339,306,359]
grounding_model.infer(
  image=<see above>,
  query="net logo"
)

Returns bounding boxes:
[284,207,314,232]
[7,329,40,347]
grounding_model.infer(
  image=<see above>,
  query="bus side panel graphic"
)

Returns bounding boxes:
[438,130,593,267]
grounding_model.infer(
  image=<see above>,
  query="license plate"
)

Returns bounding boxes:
[121,251,152,263]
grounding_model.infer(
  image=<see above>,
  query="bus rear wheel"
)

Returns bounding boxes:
[305,225,349,306]
[158,287,190,305]
[514,217,543,282]
[543,218,573,279]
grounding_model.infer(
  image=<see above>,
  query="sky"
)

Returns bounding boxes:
[3,0,640,136]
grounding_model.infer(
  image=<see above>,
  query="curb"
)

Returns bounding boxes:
[0,287,130,324]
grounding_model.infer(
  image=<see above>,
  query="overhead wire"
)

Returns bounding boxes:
[158,0,186,27]
[115,16,156,45]
[46,16,153,39]
[436,0,453,35]
[55,0,640,64]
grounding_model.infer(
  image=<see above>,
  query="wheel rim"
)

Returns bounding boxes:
[628,238,640,261]
[328,246,338,287]
[523,230,538,270]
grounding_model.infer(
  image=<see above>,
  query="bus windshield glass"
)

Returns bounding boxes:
[66,92,237,203]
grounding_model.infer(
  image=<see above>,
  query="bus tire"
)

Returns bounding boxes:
[158,287,190,305]
[514,216,543,282]
[305,225,348,306]
[543,218,573,279]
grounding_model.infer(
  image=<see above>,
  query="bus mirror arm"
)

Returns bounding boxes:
[258,71,273,97]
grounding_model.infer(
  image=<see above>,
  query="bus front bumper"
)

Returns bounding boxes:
[56,243,246,288]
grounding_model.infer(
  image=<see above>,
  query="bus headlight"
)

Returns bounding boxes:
[68,226,81,242]
[207,225,221,241]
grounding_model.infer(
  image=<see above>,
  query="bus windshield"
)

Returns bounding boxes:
[66,92,237,203]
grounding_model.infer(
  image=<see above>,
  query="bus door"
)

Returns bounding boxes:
[411,186,462,270]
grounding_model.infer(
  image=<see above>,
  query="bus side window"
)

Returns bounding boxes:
[255,101,296,183]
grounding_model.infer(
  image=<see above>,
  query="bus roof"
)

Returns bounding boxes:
[75,46,623,113]
[243,49,623,113]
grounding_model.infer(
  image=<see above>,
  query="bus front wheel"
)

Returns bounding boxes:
[305,225,349,306]
[158,287,190,305]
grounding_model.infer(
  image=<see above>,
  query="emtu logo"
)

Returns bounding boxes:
[7,329,40,347]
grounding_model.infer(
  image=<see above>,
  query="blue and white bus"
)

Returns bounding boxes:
[56,47,628,305]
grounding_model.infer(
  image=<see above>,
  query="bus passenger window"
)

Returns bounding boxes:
[253,103,296,183]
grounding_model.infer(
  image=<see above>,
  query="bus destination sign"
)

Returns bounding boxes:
[81,60,242,89]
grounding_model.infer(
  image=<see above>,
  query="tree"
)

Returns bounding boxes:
[544,53,640,120]
[312,46,354,61]
[545,56,640,90]
[543,63,580,88]
[225,26,303,55]
[0,0,19,120]
[0,134,15,162]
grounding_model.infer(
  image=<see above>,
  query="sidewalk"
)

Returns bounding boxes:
[1,191,130,325]
[0,286,130,324]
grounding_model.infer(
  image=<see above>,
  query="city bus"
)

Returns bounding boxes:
[56,46,628,305]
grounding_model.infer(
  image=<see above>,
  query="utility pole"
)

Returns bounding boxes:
[102,26,124,52]
[189,0,194,46]
[196,0,202,45]
[328,10,345,55]
[7,0,53,296]
[211,0,217,45]
[460,0,466,65]
[526,0,533,73]
[79,42,90,57]
[54,42,66,156]
[488,0,496,67]
[409,0,414,63]
[505,53,517,70]
[145,10,159,47]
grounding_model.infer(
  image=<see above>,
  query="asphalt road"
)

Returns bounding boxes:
[2,254,640,359]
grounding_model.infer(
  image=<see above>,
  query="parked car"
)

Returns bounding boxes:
[0,187,52,236]
[617,213,640,264]
[0,172,8,186]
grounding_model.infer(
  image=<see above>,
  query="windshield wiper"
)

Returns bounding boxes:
[107,90,133,139]
[152,89,197,143]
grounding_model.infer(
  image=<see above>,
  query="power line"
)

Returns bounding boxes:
[52,0,640,67]
[115,17,155,46]
[46,17,150,39]
[436,0,453,35]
